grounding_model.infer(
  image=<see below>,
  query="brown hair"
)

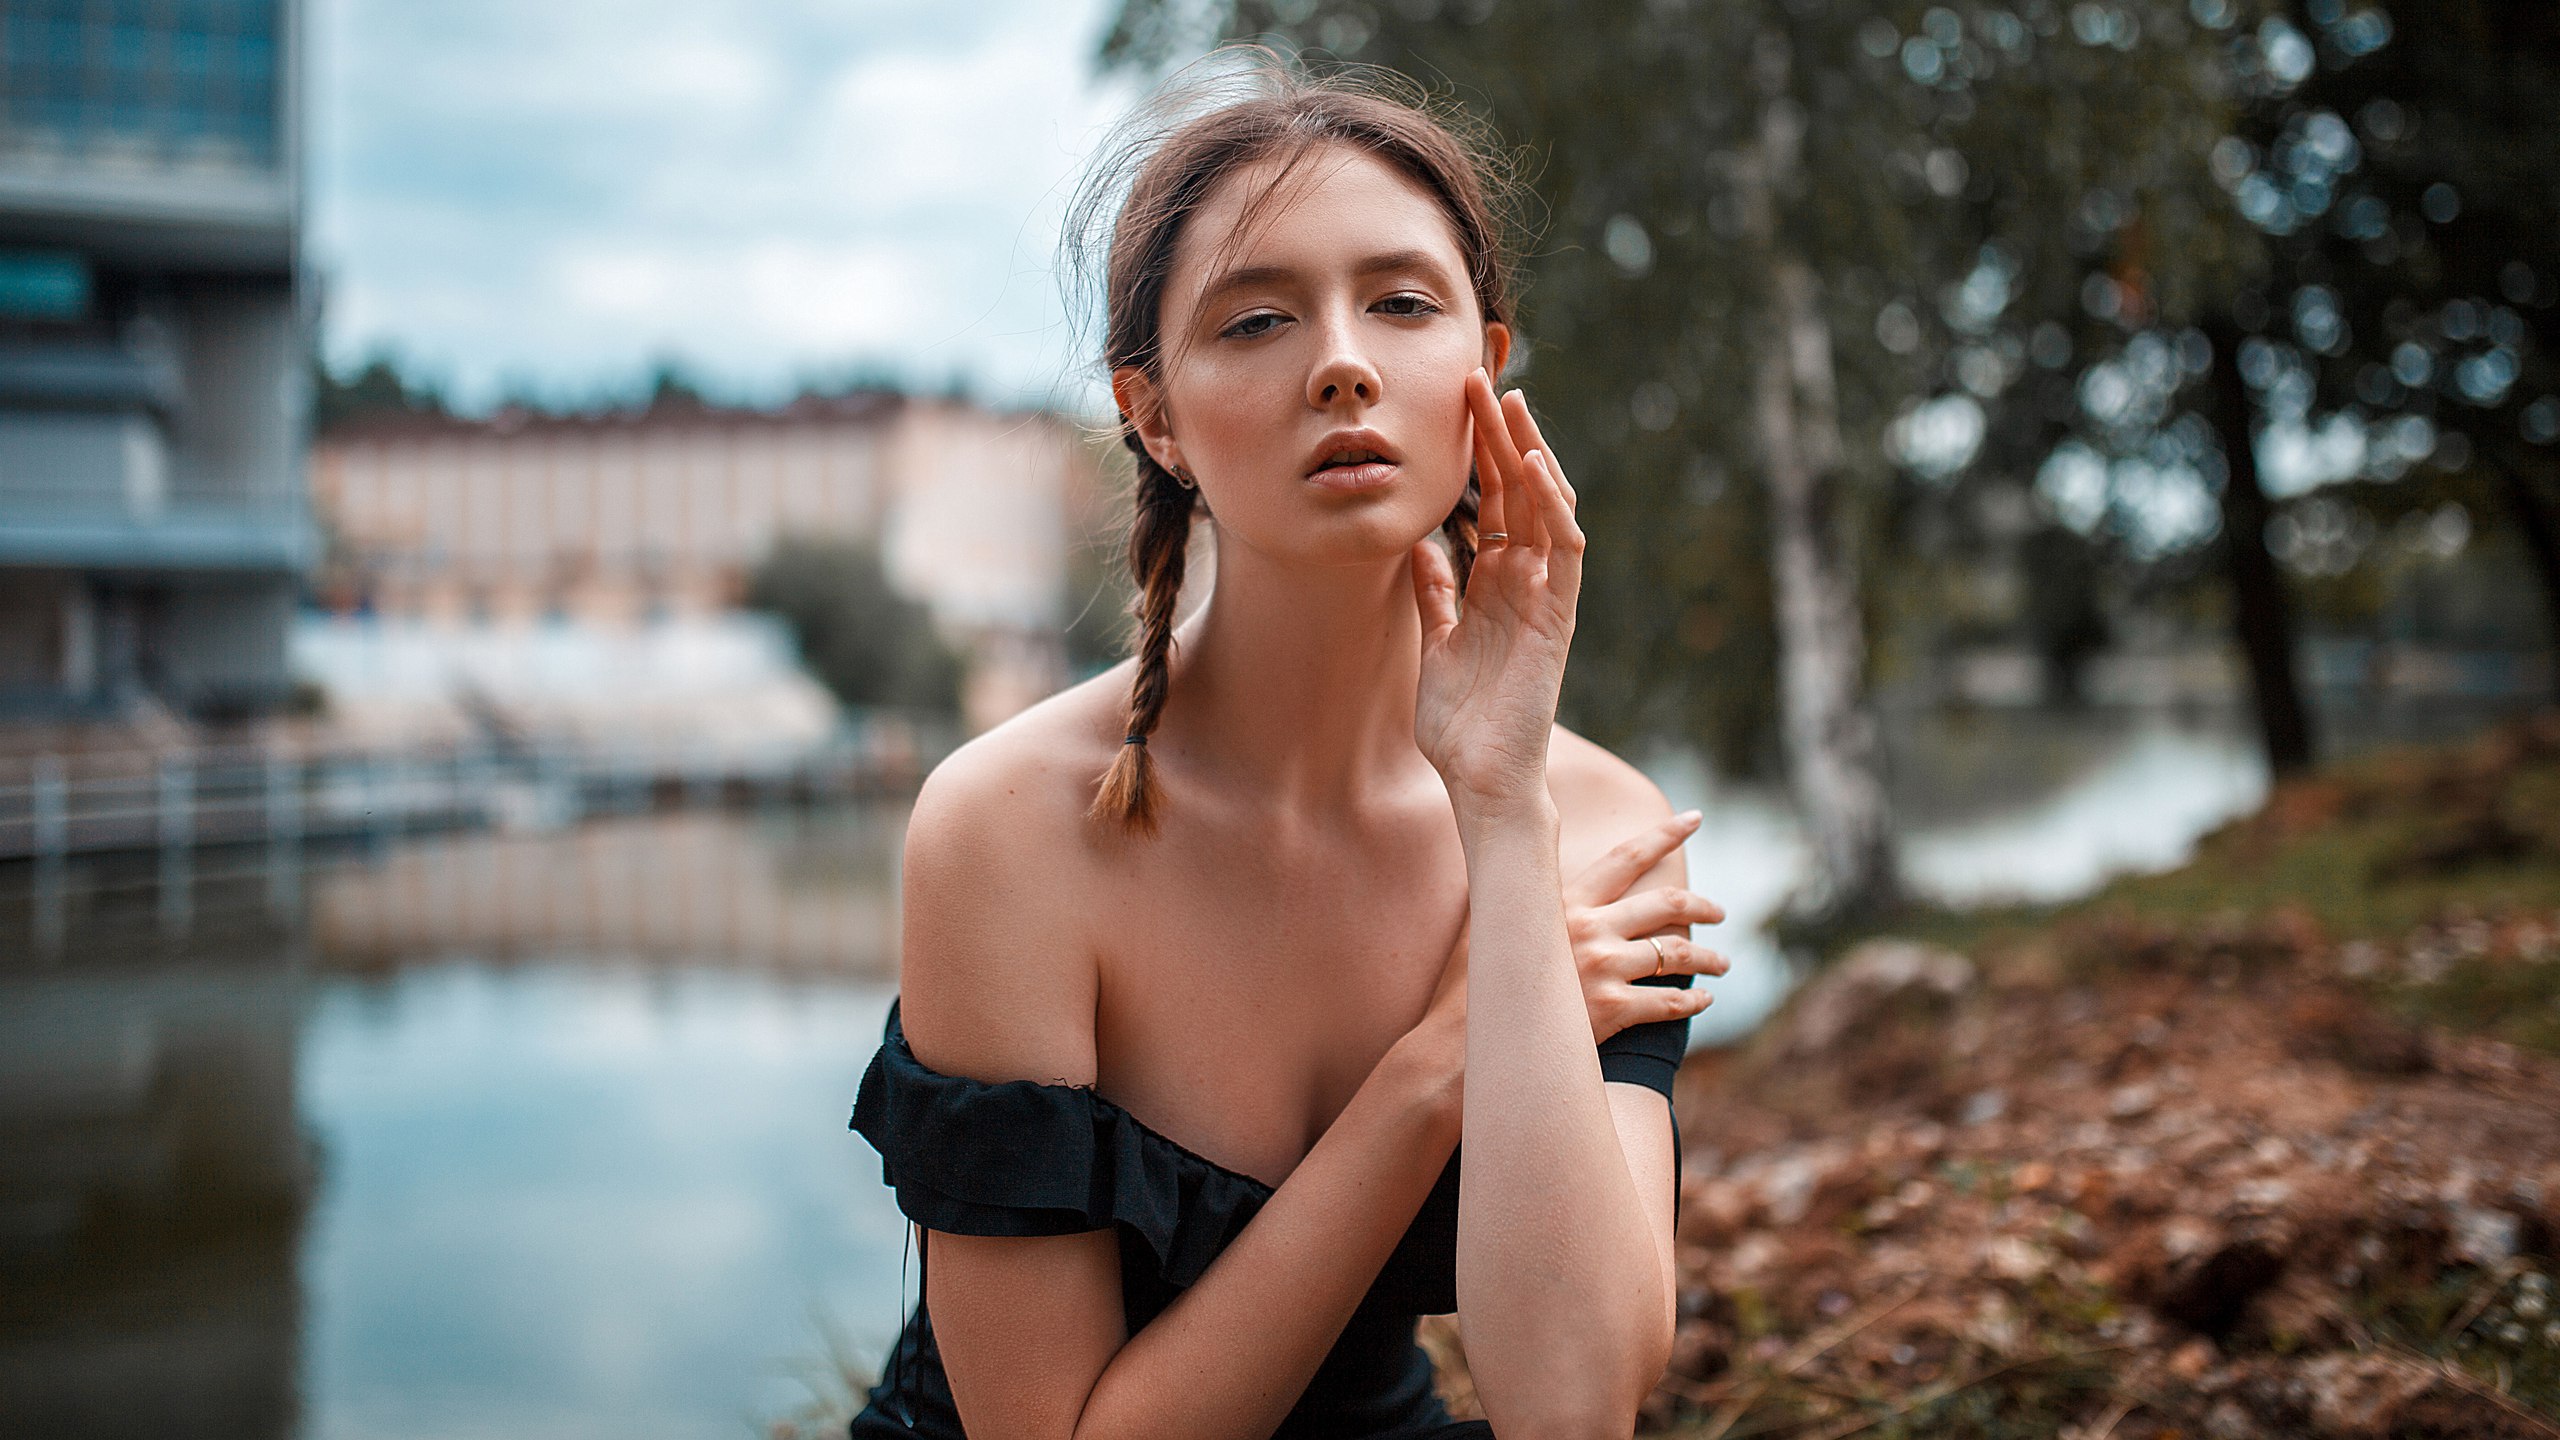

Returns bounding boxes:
[1069,49,1527,835]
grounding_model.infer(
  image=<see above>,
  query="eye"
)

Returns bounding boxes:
[1221,311,1285,340]
[1374,292,1442,317]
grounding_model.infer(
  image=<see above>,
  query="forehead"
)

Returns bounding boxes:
[1169,142,1469,297]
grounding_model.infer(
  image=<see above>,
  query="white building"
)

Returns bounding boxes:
[309,394,1104,738]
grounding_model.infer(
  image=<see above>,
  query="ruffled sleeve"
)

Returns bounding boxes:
[849,999,1276,1291]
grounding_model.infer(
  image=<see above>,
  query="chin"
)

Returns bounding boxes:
[1281,501,1457,570]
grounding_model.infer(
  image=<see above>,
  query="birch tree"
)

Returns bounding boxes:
[1099,0,2250,922]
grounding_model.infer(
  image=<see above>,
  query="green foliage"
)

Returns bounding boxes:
[311,353,451,433]
[2359,1265,2560,1419]
[1060,441,1144,680]
[1063,528,1140,679]
[746,538,964,716]
[1099,0,2251,773]
[2241,1,2560,514]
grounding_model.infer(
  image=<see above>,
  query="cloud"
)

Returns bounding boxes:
[546,238,936,359]
[307,0,1136,409]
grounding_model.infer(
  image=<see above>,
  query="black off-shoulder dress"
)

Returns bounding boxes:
[846,976,1694,1439]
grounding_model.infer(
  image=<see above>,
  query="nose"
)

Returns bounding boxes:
[1306,311,1383,409]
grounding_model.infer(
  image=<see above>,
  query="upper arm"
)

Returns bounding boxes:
[896,740,1097,1086]
[894,743,1128,1440]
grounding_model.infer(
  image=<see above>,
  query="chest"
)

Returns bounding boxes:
[1082,813,1469,1186]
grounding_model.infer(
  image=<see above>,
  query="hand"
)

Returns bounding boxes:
[1564,811,1728,1044]
[1410,369,1584,814]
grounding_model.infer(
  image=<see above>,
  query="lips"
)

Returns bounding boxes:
[1303,429,1402,492]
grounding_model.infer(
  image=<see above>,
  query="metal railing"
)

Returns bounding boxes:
[0,722,935,865]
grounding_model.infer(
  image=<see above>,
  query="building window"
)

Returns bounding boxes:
[0,0,284,172]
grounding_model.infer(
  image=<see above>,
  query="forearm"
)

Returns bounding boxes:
[1072,1046,1461,1440]
[1451,795,1668,1434]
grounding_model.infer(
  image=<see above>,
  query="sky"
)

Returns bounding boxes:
[305,0,1141,414]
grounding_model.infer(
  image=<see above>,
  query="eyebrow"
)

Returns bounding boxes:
[1195,248,1455,309]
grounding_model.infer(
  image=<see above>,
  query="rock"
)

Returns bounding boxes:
[2296,1352,2436,1438]
[1983,1235,2051,1281]
[1782,939,1976,1057]
[2205,1397,2261,1439]
[2163,1215,2218,1261]
[2110,1081,2160,1119]
[2448,1204,2521,1266]
[1729,1232,1782,1278]
[1761,1153,1827,1225]
[1960,1088,2008,1126]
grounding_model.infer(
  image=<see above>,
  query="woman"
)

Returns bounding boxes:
[849,57,1728,1440]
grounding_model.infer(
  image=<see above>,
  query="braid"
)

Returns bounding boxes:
[1089,437,1196,834]
[1440,469,1481,595]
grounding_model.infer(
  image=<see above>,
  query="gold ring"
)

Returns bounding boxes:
[1645,935,1668,978]
[1479,531,1509,544]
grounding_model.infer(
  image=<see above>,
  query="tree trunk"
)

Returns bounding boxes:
[2203,317,2318,776]
[1759,262,1899,921]
[2492,457,2560,699]
[1742,31,1899,924]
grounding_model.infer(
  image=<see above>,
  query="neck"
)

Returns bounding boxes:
[1159,526,1434,812]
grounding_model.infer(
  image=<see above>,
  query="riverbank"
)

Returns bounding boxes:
[1505,712,2560,1438]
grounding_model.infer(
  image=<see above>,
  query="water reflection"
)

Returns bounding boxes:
[0,806,915,1440]
[298,966,901,1439]
[0,712,2409,1434]
[1654,708,2268,1043]
[311,810,904,977]
[0,892,311,1440]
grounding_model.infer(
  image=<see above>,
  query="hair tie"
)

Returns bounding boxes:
[1123,734,1147,746]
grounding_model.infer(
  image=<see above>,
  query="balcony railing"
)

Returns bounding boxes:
[0,470,314,570]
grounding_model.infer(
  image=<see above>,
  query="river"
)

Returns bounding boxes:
[0,705,2321,1436]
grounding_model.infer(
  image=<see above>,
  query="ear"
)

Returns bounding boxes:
[1481,321,1513,383]
[1111,366,1187,476]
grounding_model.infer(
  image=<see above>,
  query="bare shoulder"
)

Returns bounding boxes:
[1545,723,1680,875]
[894,665,1136,1088]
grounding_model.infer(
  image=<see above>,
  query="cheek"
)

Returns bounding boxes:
[1389,344,1483,475]
[1171,355,1292,458]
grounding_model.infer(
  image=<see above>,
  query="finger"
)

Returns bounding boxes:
[1596,885,1727,936]
[1467,370,1508,544]
[1622,984,1714,1031]
[1409,538,1460,647]
[1519,443,1571,542]
[1565,809,1704,906]
[1472,417,1509,549]
[1501,389,1577,507]
[1471,376,1541,549]
[1498,391,1550,549]
[1522,449,1582,597]
[1625,936,1729,980]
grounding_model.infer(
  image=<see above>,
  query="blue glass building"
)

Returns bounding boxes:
[0,0,314,719]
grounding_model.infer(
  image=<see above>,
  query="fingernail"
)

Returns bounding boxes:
[1677,809,1702,825]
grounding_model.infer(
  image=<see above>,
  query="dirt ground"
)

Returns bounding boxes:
[1430,717,2560,1439]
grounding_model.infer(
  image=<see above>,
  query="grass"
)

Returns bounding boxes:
[1790,714,2560,1052]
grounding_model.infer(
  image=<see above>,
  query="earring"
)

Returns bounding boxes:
[1169,463,1197,490]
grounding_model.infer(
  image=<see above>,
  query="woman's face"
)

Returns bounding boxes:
[1117,142,1510,570]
